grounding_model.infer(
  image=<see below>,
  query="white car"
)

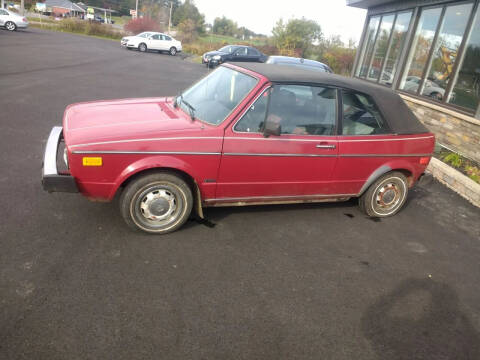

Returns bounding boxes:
[121,32,182,56]
[0,8,28,31]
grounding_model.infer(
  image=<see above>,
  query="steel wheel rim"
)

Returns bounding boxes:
[6,22,15,31]
[170,48,176,55]
[371,177,406,216]
[133,184,184,229]
[139,44,146,52]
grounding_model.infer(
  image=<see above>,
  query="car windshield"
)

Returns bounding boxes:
[219,46,235,54]
[137,32,150,38]
[178,66,257,125]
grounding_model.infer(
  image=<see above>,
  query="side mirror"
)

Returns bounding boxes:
[263,119,281,137]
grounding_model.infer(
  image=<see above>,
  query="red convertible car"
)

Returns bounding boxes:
[42,63,434,234]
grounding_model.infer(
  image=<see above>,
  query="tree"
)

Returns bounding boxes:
[172,0,204,34]
[272,17,322,57]
[212,16,237,36]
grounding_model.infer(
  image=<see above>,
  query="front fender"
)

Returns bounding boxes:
[108,155,201,199]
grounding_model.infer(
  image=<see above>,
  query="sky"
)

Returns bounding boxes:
[194,0,367,44]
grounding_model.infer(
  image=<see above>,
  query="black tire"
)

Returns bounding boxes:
[359,171,409,218]
[120,172,193,234]
[430,92,443,101]
[138,43,147,52]
[169,47,177,56]
[5,21,16,31]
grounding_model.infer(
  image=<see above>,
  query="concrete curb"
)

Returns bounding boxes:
[427,157,480,208]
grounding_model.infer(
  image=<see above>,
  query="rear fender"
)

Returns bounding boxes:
[358,159,417,195]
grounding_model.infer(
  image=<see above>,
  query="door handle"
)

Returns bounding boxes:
[316,144,336,149]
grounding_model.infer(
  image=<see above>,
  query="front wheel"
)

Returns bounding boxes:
[138,43,147,52]
[120,172,193,234]
[169,47,177,56]
[359,171,409,217]
[5,21,16,31]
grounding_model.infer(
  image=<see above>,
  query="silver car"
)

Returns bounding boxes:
[0,8,28,31]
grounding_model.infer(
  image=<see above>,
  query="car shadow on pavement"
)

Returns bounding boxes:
[361,278,480,360]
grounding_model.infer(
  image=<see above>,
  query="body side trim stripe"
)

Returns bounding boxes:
[72,150,221,155]
[72,151,432,157]
[70,135,434,148]
[70,137,224,148]
[204,193,358,202]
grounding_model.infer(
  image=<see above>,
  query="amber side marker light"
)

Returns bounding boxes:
[419,157,430,165]
[82,157,103,166]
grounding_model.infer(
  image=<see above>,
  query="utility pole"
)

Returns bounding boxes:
[168,1,172,33]
[1,0,4,10]
[20,0,24,15]
[135,0,138,19]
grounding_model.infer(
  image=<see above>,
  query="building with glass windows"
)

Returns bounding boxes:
[347,0,480,164]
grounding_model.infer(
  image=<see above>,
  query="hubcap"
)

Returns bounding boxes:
[171,48,176,55]
[139,189,176,221]
[374,182,402,212]
[140,45,146,51]
[6,22,14,30]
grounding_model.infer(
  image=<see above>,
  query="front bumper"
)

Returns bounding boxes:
[42,126,78,193]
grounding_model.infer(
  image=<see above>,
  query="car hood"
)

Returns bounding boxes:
[63,97,202,149]
[204,50,227,57]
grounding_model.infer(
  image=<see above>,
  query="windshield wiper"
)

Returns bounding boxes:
[181,98,196,121]
[173,93,195,121]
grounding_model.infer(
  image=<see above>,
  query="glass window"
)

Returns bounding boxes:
[341,90,389,135]
[235,85,337,135]
[448,5,480,111]
[235,47,248,55]
[399,7,443,93]
[0,9,8,15]
[357,16,381,77]
[270,85,336,135]
[423,3,473,101]
[367,14,395,82]
[380,11,412,85]
[165,35,172,41]
[219,45,234,53]
[151,34,160,40]
[234,89,270,133]
[179,67,257,125]
[247,48,259,56]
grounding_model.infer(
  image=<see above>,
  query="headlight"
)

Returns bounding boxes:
[212,55,221,60]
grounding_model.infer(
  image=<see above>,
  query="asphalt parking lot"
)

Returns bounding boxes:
[1,28,480,360]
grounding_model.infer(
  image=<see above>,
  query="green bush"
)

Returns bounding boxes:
[443,153,463,168]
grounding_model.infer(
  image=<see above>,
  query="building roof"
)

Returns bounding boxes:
[227,62,429,135]
[45,0,85,12]
[346,0,398,9]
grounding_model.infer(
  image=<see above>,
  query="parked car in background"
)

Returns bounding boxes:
[266,56,333,73]
[202,45,267,68]
[403,76,446,100]
[42,62,434,234]
[0,8,28,31]
[121,32,182,55]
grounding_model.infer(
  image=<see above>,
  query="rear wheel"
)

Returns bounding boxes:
[120,172,193,234]
[359,171,409,217]
[138,43,147,52]
[169,47,177,56]
[5,21,16,31]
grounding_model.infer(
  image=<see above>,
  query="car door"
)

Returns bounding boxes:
[232,47,249,62]
[0,9,9,25]
[148,34,162,50]
[216,84,339,200]
[163,35,173,50]
[246,47,260,62]
[333,89,398,195]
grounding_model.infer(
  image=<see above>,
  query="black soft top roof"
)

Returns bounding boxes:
[228,62,429,135]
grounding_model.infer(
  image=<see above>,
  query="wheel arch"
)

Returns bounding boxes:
[111,158,204,218]
[358,162,415,196]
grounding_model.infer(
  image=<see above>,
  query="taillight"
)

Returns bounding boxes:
[419,157,430,165]
[23,17,27,22]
